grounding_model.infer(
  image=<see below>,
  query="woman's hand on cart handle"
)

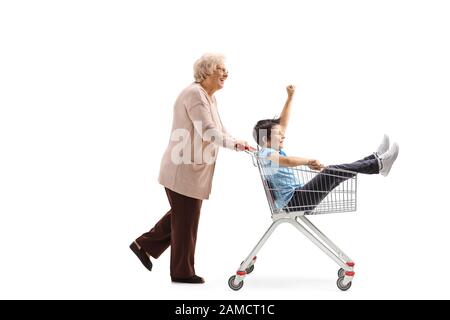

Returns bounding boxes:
[235,140,257,152]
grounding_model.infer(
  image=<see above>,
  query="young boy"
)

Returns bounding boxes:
[253,85,399,211]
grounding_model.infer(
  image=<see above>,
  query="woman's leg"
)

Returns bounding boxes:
[287,156,379,211]
[134,188,203,278]
[135,210,172,259]
[165,188,203,279]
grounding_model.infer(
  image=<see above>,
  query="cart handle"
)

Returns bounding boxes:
[244,149,258,167]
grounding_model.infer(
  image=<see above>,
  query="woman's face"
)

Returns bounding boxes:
[207,64,228,90]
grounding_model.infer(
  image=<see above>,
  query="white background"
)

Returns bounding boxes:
[1,0,450,300]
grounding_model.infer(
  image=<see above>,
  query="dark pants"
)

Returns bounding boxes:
[135,188,203,279]
[286,154,379,211]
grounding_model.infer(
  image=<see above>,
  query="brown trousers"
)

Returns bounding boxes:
[135,188,203,278]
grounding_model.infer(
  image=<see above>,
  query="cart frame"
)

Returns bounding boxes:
[228,151,357,291]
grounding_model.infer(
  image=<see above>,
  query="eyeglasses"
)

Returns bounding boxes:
[216,66,228,75]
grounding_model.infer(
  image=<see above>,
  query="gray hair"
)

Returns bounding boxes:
[193,53,226,83]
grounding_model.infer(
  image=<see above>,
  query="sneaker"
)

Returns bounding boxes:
[379,143,399,176]
[376,134,390,156]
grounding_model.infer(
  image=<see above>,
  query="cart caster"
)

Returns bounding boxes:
[338,268,345,277]
[228,275,244,291]
[336,276,352,291]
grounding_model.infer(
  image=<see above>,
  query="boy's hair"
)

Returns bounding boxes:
[253,118,281,146]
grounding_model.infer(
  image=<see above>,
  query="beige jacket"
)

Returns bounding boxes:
[158,83,236,200]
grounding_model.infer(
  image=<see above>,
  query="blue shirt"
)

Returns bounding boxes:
[257,148,303,209]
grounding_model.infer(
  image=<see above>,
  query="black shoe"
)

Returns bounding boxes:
[129,242,152,271]
[171,275,205,284]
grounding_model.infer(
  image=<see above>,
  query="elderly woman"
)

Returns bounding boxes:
[130,53,252,284]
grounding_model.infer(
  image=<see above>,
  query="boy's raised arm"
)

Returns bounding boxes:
[279,85,296,133]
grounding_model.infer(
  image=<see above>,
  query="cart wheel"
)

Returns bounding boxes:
[336,276,352,291]
[228,275,244,291]
[338,268,345,278]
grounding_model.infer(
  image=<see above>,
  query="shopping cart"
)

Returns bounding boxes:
[228,150,357,291]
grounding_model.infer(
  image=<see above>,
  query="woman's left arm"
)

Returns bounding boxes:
[187,91,237,150]
[211,95,254,151]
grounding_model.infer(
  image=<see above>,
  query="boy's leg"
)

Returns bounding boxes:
[287,158,379,211]
[330,157,379,175]
[361,154,376,161]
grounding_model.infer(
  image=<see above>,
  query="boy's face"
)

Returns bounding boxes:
[268,125,285,150]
